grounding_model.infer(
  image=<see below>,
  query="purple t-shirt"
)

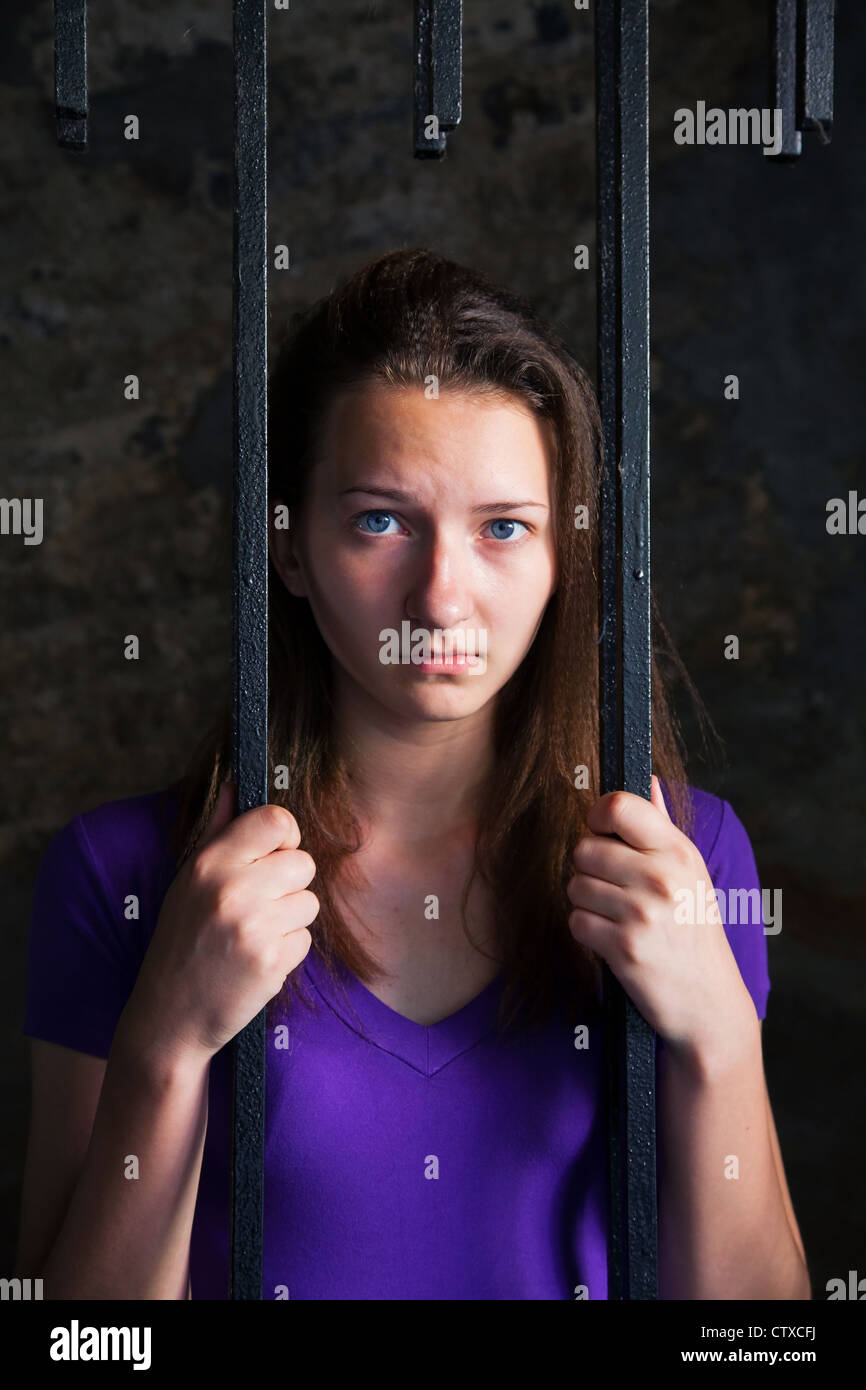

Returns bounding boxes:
[22,780,770,1300]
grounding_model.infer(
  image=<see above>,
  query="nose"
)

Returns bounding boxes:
[404,527,474,631]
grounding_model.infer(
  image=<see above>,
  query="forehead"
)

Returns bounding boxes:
[312,381,556,500]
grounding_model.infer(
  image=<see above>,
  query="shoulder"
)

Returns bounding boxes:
[71,783,181,883]
[36,783,180,931]
[658,777,756,876]
[30,784,181,977]
[659,778,771,1020]
[24,784,182,1058]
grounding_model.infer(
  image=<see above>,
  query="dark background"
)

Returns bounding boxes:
[1,0,863,1295]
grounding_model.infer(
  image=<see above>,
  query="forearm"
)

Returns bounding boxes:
[657,1016,809,1300]
[40,1027,210,1301]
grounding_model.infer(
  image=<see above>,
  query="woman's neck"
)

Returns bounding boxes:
[333,674,495,847]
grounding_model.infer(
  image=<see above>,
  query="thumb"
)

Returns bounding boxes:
[197,777,237,853]
[650,774,672,820]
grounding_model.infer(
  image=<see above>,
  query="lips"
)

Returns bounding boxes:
[424,653,480,665]
[427,645,477,659]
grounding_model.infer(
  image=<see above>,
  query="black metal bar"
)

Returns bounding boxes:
[54,0,88,149]
[770,0,803,160]
[770,0,836,162]
[230,0,269,1301]
[413,0,462,158]
[433,0,462,132]
[798,0,834,140]
[595,0,657,1302]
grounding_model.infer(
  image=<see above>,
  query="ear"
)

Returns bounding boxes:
[269,500,308,598]
[650,773,672,820]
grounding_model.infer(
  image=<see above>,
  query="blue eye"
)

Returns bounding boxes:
[487,518,528,541]
[355,510,399,535]
[352,511,530,540]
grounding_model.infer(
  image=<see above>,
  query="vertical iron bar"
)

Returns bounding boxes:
[617,0,656,1302]
[595,0,624,1298]
[595,0,657,1301]
[769,3,836,162]
[413,0,462,158]
[230,0,269,1300]
[414,1,441,157]
[798,0,835,139]
[432,0,462,132]
[770,0,803,160]
[54,0,88,149]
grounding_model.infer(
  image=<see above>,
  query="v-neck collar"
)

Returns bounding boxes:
[302,946,506,1077]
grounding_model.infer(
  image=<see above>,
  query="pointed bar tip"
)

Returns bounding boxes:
[56,109,87,149]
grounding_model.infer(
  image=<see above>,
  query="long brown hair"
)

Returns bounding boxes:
[166,247,719,1034]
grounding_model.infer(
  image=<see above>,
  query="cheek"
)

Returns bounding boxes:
[302,546,394,663]
[322,557,393,625]
[488,550,556,619]
[301,522,368,602]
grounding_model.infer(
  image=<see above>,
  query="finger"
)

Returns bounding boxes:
[196,778,237,852]
[572,831,638,888]
[651,774,672,821]
[566,871,628,922]
[233,846,317,903]
[586,782,673,852]
[567,904,618,958]
[267,891,321,938]
[201,791,302,865]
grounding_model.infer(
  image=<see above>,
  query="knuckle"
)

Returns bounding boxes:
[618,928,644,966]
[227,911,258,951]
[211,881,242,920]
[189,849,215,889]
[633,898,656,927]
[572,846,597,878]
[258,943,281,977]
[674,843,694,873]
[293,849,317,883]
[291,927,313,961]
[259,802,283,831]
[296,889,320,923]
[265,801,299,837]
[608,791,630,819]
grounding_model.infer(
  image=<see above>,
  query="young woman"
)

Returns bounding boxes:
[16,248,809,1300]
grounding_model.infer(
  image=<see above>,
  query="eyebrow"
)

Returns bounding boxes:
[339,486,548,514]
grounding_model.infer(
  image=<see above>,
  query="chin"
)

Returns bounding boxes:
[396,678,499,719]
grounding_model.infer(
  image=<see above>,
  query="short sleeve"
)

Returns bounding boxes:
[703,798,772,1021]
[22,816,143,1059]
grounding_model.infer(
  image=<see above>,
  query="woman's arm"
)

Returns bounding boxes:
[657,1015,810,1300]
[19,1021,211,1301]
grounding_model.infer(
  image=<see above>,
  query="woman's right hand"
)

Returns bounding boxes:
[116,780,320,1065]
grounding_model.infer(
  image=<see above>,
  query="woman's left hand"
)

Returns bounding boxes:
[567,775,758,1058]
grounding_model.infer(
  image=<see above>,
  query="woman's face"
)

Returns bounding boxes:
[270,381,558,724]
